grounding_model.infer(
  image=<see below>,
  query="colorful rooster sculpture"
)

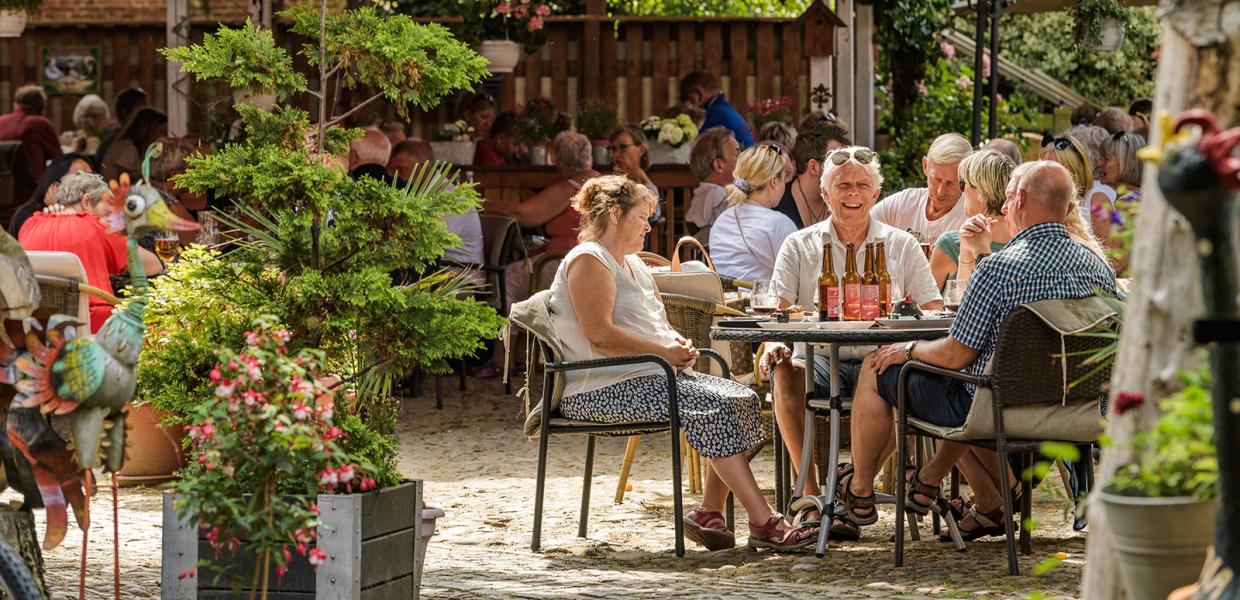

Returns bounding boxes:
[0,173,198,551]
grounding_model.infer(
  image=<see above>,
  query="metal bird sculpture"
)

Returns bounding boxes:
[1142,108,1240,599]
[0,173,198,550]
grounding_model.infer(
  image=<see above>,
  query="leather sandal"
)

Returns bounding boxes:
[684,507,735,551]
[904,468,942,516]
[941,505,1007,542]
[747,514,818,551]
[838,472,878,526]
[828,516,861,542]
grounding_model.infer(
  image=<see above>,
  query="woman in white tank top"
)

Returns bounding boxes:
[551,175,818,551]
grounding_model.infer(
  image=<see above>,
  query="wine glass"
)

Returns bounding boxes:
[943,279,963,311]
[196,213,220,247]
[750,281,779,316]
[155,230,180,263]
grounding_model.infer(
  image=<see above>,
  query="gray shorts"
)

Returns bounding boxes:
[799,355,864,398]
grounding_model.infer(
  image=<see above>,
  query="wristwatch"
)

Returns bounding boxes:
[904,340,918,361]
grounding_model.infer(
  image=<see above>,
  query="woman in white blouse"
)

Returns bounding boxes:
[708,142,798,281]
[552,175,817,551]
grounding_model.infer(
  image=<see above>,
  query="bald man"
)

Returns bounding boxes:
[387,139,432,183]
[348,128,396,184]
[832,161,1115,537]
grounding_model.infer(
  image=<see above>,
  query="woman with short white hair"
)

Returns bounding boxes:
[63,94,116,154]
[708,142,797,281]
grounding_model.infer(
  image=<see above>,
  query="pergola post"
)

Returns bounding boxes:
[853,2,875,148]
[797,0,846,119]
[165,0,189,136]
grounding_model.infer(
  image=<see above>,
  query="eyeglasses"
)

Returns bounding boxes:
[826,148,876,165]
[1041,134,1073,151]
[607,143,635,153]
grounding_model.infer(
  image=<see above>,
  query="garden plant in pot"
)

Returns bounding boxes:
[516,96,569,166]
[457,0,551,74]
[1098,364,1217,600]
[640,113,698,164]
[0,0,37,38]
[157,5,504,598]
[429,119,477,165]
[1069,0,1130,53]
[746,95,793,133]
[576,98,617,166]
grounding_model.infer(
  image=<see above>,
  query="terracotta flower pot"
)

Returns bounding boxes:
[115,404,187,487]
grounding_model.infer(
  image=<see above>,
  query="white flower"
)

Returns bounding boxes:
[659,122,684,146]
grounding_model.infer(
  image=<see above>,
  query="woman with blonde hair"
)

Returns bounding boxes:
[929,149,1014,289]
[1037,134,1110,263]
[708,142,797,281]
[550,174,818,551]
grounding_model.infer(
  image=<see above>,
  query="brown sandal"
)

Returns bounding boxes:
[905,468,943,516]
[747,514,818,551]
[838,472,878,525]
[684,507,735,551]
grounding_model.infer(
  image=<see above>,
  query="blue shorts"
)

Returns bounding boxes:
[875,363,973,428]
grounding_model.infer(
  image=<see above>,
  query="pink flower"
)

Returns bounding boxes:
[494,3,510,14]
[940,40,955,60]
[915,80,928,95]
[308,548,327,567]
[214,383,235,399]
[514,4,527,18]
[955,75,972,89]
[535,4,550,15]
[1114,391,1144,415]
[981,53,991,78]
[528,15,543,32]
[209,366,221,383]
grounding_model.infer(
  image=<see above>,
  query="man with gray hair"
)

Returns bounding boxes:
[0,84,63,181]
[761,146,943,522]
[872,132,973,245]
[684,127,738,243]
[834,161,1114,539]
[17,171,162,332]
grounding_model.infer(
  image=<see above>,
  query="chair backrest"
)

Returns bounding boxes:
[479,213,524,266]
[0,141,36,232]
[26,251,91,335]
[989,298,1119,408]
[529,249,567,296]
[510,290,567,436]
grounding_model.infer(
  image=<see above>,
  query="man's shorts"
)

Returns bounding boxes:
[875,363,973,428]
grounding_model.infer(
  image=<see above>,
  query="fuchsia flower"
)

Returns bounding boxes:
[308,548,327,567]
[1114,391,1145,415]
[940,40,955,60]
[535,4,550,15]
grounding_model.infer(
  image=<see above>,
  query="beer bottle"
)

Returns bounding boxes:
[842,243,862,320]
[876,241,892,317]
[817,243,840,320]
[861,243,880,319]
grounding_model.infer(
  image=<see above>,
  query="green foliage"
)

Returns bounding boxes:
[1068,0,1130,51]
[1108,365,1217,500]
[869,0,955,134]
[972,7,1159,108]
[161,20,307,100]
[136,246,284,425]
[876,58,1036,193]
[452,0,552,54]
[608,0,809,17]
[338,412,402,489]
[576,99,618,141]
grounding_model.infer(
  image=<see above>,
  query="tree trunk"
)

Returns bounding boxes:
[1081,2,1238,598]
[0,507,48,600]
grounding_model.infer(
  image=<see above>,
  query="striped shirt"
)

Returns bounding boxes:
[950,221,1116,393]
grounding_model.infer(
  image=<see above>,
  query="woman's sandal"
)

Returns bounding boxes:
[904,468,943,516]
[747,514,818,551]
[941,505,1007,542]
[838,471,879,526]
[684,507,736,551]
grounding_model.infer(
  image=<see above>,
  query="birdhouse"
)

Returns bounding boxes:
[797,0,847,57]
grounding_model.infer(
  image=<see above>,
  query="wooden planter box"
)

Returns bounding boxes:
[162,480,427,599]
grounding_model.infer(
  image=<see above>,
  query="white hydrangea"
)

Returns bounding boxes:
[659,122,684,146]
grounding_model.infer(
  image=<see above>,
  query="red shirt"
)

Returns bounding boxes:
[0,107,63,181]
[473,139,507,166]
[18,212,128,333]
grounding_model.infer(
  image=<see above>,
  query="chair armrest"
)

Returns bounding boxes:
[901,360,989,387]
[545,353,676,379]
[698,348,731,379]
[482,264,508,274]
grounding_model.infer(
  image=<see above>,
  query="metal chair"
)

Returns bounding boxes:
[511,290,733,558]
[480,214,525,396]
[895,298,1117,576]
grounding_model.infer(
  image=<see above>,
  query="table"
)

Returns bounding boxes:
[711,323,952,556]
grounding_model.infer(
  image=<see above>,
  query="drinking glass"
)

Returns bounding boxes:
[943,279,963,310]
[750,281,779,315]
[155,230,180,263]
[196,213,220,247]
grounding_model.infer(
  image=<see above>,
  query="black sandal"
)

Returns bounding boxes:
[904,468,942,516]
[829,516,861,542]
[941,505,1007,542]
[838,471,878,526]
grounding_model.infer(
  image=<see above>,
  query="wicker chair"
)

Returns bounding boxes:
[26,251,119,335]
[894,298,1118,576]
[510,290,734,557]
[528,249,567,296]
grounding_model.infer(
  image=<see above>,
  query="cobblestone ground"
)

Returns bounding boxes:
[31,377,1086,598]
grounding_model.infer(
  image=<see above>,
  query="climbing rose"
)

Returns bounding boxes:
[940,40,955,60]
[955,75,972,90]
[528,15,544,31]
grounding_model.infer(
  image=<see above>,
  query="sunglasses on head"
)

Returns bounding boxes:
[826,148,875,165]
[1111,130,1128,141]
[758,142,785,156]
[1041,134,1073,151]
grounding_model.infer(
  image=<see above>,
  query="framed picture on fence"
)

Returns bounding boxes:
[41,46,100,95]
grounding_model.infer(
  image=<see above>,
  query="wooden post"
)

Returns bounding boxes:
[248,0,272,29]
[853,2,875,148]
[1081,2,1236,597]
[580,0,604,102]
[165,0,190,137]
[832,0,854,134]
[797,0,846,117]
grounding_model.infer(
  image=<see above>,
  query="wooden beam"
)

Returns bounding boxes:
[833,0,854,133]
[166,0,190,136]
[853,2,874,147]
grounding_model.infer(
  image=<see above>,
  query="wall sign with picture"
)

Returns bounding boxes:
[41,46,100,95]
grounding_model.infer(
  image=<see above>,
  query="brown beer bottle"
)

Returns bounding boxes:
[817,243,840,320]
[876,241,892,317]
[861,243,880,319]
[842,243,862,320]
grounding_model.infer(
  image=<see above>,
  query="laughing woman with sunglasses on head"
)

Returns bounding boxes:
[707,142,798,281]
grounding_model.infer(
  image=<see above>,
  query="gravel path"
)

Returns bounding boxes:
[28,377,1086,598]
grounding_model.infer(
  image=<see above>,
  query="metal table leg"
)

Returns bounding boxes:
[814,343,842,557]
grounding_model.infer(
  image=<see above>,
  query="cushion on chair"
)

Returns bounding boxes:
[547,417,669,436]
[510,290,568,437]
[910,394,1103,443]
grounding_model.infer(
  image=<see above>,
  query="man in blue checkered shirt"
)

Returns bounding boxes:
[835,161,1115,538]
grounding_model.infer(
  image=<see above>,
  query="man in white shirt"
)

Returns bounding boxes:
[685,127,738,244]
[872,132,972,244]
[760,146,942,525]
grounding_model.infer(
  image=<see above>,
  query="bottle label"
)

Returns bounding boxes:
[861,285,880,319]
[844,284,861,320]
[824,287,840,319]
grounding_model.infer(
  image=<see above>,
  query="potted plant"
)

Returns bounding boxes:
[1098,364,1217,600]
[158,5,505,597]
[429,119,477,165]
[576,98,617,166]
[746,95,793,132]
[516,96,569,165]
[458,0,551,73]
[640,113,699,165]
[1070,0,1129,52]
[0,0,38,38]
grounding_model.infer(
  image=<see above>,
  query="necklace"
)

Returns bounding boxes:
[795,176,826,224]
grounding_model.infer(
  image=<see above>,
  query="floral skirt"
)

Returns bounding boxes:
[559,371,763,458]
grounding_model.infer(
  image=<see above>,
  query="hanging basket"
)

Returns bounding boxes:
[0,10,28,38]
[1090,18,1126,52]
[478,40,522,74]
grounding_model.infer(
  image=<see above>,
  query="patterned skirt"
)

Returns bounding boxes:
[559,371,764,458]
